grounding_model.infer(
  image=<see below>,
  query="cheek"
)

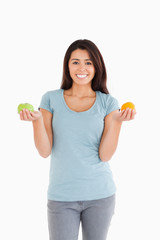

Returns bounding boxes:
[68,64,77,74]
[90,67,96,76]
[68,65,73,76]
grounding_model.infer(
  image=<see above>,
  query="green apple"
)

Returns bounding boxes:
[18,103,34,114]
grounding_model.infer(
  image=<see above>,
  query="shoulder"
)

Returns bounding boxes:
[97,91,120,116]
[41,89,62,102]
[98,91,118,106]
[43,88,62,97]
[39,89,62,113]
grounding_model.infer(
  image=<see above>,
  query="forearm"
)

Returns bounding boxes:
[32,118,52,158]
[99,120,122,162]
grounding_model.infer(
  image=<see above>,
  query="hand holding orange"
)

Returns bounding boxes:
[112,102,136,122]
[121,102,136,112]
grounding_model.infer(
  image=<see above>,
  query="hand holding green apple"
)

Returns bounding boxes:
[18,103,42,121]
[18,103,34,114]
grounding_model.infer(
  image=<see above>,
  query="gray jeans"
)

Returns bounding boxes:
[47,194,116,240]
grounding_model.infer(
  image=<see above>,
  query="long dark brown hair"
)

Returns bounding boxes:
[60,39,109,94]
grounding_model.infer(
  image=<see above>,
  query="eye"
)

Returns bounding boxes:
[73,61,79,65]
[86,62,92,65]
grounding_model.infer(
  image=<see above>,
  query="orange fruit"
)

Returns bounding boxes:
[121,102,136,111]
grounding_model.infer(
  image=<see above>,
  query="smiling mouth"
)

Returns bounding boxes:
[76,74,88,79]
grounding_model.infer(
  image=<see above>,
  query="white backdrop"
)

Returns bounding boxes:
[0,0,160,239]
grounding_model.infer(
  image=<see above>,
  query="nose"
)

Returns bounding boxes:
[78,63,86,71]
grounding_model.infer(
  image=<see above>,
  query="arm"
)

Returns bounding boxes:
[32,109,53,158]
[99,108,136,162]
[20,108,53,158]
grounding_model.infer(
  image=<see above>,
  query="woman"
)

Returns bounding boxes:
[20,39,135,240]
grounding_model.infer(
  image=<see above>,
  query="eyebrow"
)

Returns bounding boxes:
[71,58,92,61]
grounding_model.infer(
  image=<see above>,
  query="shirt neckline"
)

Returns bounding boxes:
[61,89,98,114]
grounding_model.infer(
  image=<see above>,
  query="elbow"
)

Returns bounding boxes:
[35,145,52,158]
[99,153,112,162]
[100,156,111,162]
[41,154,50,158]
[39,150,51,158]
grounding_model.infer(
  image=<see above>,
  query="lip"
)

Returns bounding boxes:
[76,74,88,79]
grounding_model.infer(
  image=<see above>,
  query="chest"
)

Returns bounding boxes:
[64,95,96,112]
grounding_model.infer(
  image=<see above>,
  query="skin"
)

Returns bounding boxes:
[67,49,96,98]
[99,107,136,161]
[19,48,136,160]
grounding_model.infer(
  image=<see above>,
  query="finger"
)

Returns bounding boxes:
[119,110,125,121]
[118,109,126,121]
[30,111,39,118]
[30,111,42,120]
[25,109,35,121]
[22,109,29,120]
[22,109,33,121]
[126,108,132,120]
[122,108,130,120]
[20,111,23,120]
[120,110,125,116]
[130,109,135,119]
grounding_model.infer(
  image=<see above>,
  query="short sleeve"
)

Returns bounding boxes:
[105,95,120,116]
[38,92,54,114]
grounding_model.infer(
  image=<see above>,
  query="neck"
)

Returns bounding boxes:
[69,84,95,98]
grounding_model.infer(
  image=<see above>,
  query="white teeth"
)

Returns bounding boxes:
[77,75,87,78]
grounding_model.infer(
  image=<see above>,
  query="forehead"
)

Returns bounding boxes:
[70,49,90,60]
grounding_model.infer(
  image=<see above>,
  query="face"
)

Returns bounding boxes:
[68,49,96,86]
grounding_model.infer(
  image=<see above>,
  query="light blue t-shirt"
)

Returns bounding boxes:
[39,88,120,201]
